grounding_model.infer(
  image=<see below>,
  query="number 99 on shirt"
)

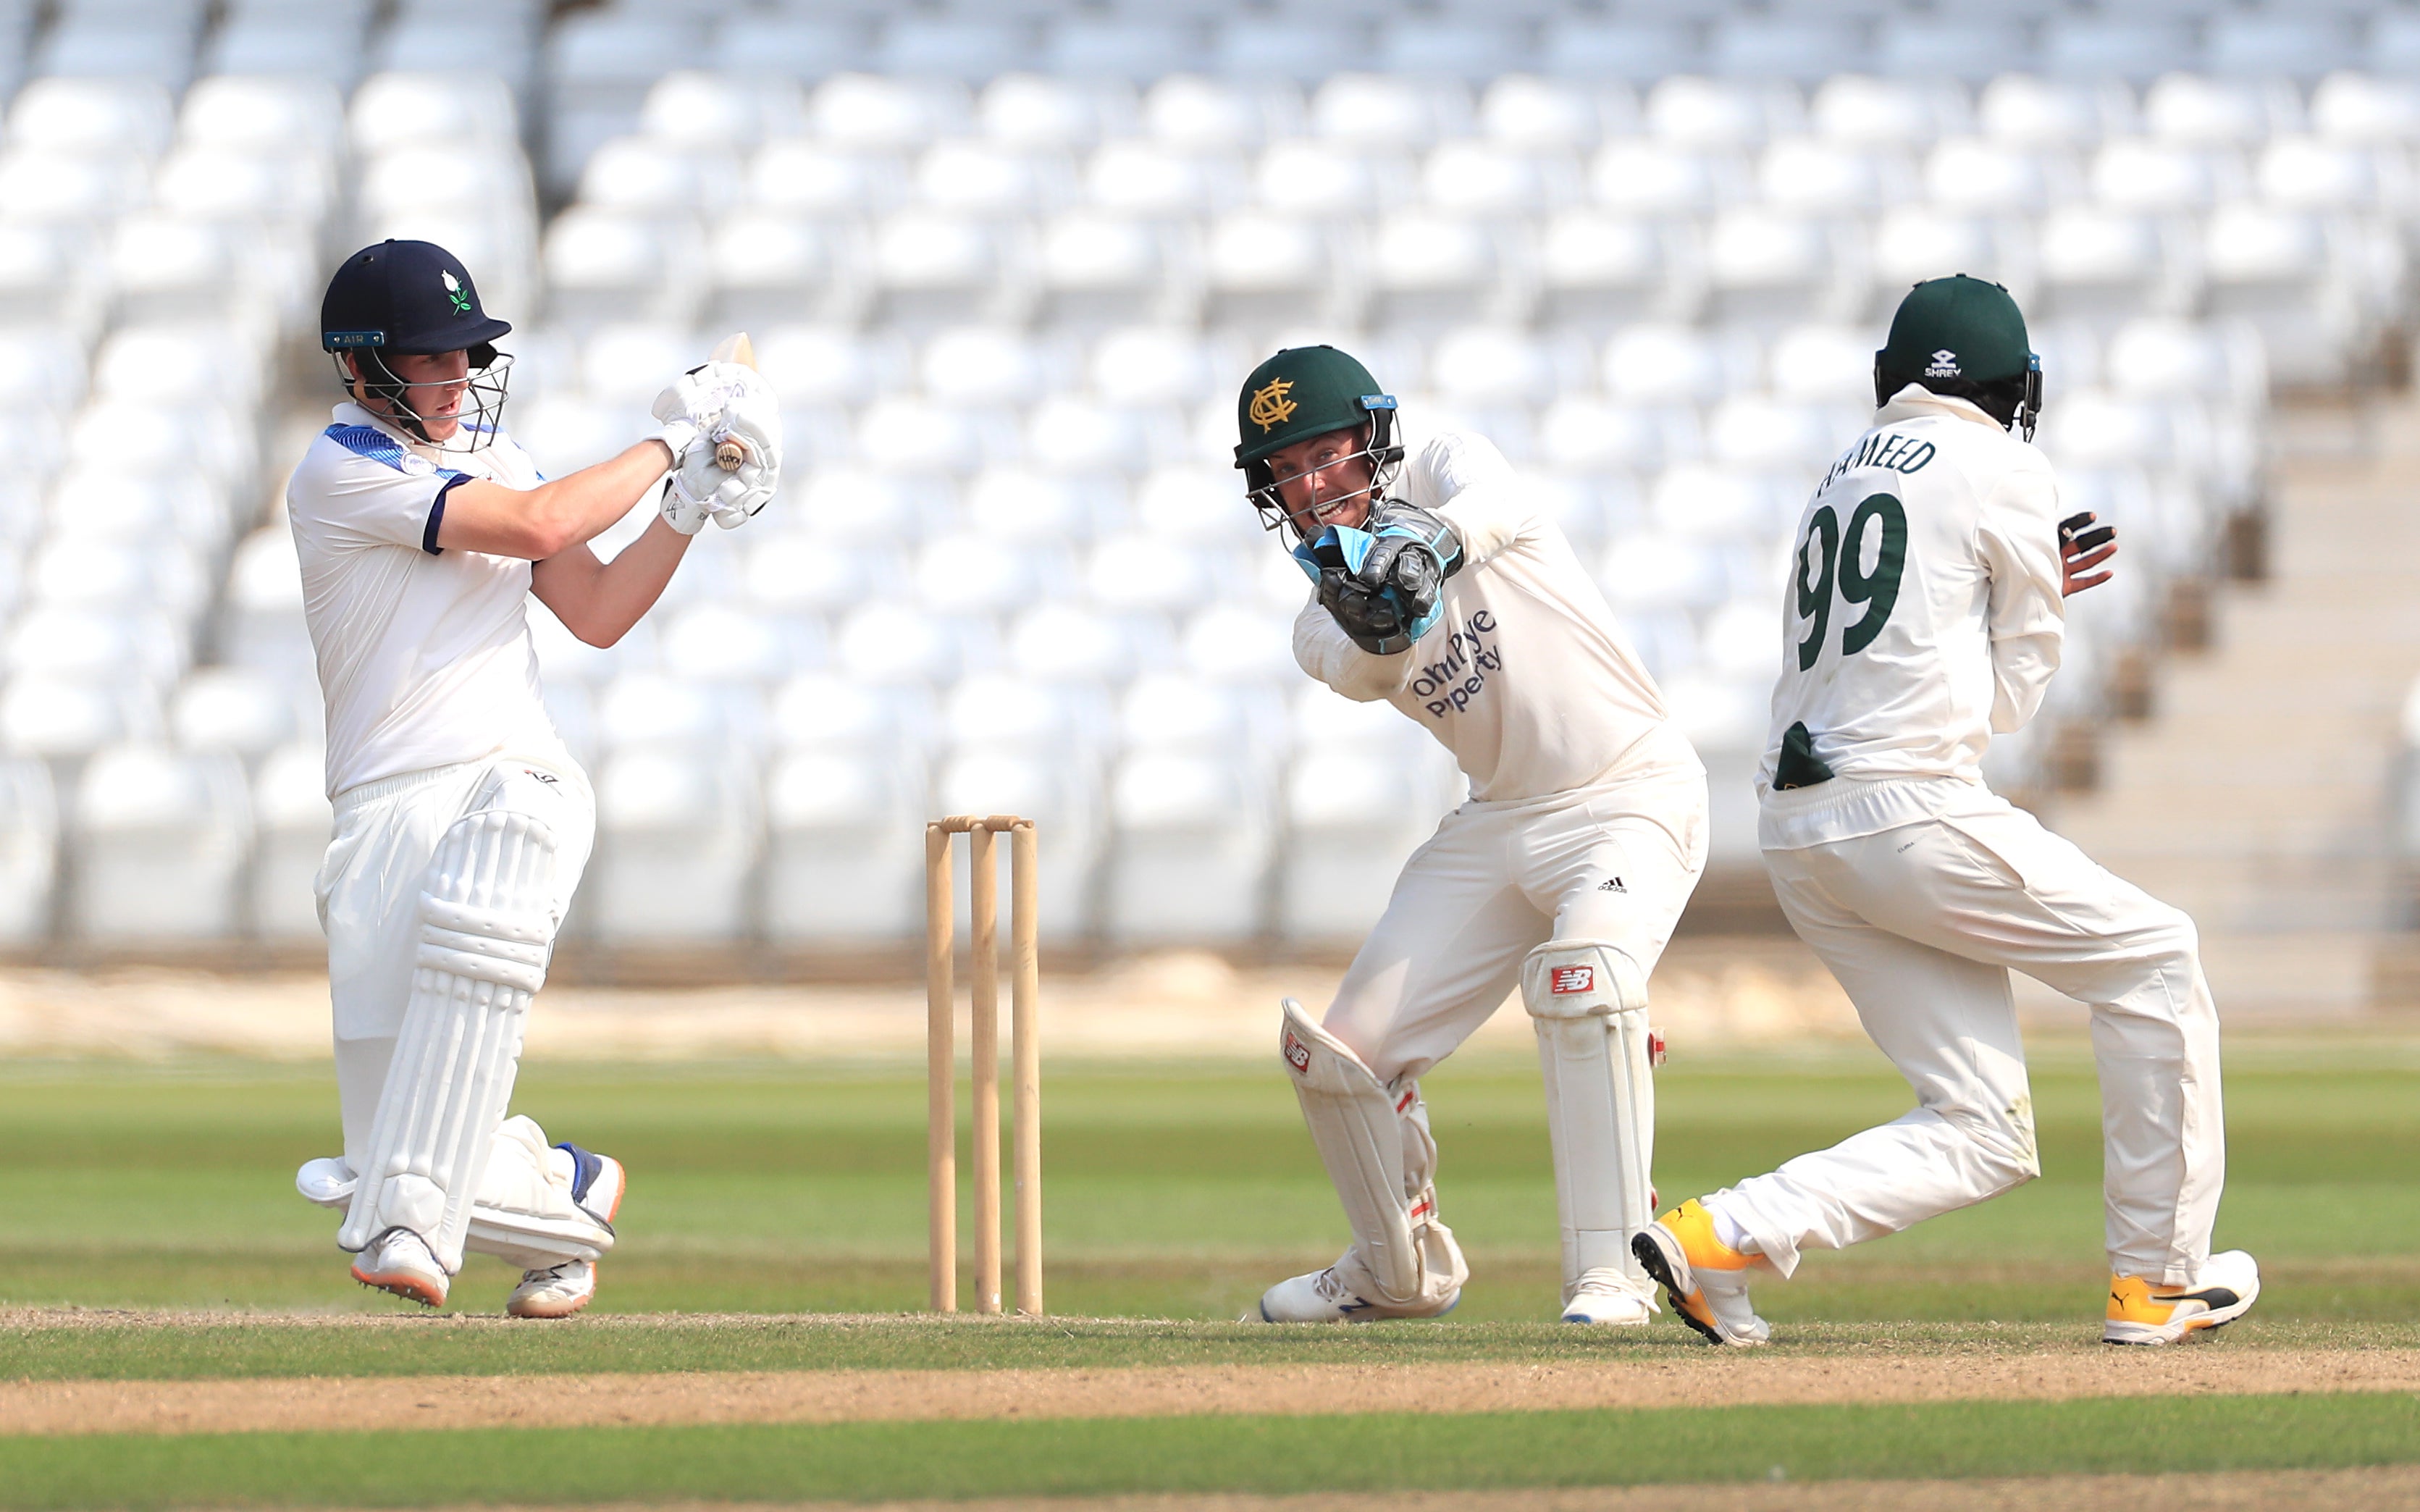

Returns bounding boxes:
[1795,492,1908,671]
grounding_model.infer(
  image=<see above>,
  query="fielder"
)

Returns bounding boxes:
[286,239,780,1316]
[1633,274,2258,1347]
[1236,346,1709,1325]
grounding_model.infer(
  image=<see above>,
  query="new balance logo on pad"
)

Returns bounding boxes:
[1550,966,1595,994]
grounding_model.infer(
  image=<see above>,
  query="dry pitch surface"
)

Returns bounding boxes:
[5,1308,2413,1437]
[6,1348,2419,1437]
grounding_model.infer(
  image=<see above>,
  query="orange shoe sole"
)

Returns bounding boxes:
[352,1263,445,1309]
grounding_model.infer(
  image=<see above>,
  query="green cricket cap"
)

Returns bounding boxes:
[1234,345,1392,467]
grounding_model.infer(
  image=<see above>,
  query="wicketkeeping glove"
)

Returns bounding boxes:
[1295,505,1461,655]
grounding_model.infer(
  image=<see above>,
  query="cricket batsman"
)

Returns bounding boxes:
[1633,274,2258,1346]
[1238,346,1709,1325]
[285,240,780,1316]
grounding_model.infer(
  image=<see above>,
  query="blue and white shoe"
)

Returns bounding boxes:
[557,1141,625,1230]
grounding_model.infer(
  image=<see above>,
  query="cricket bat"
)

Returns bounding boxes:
[709,332,755,470]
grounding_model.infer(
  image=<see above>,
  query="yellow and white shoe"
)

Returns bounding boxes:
[2104,1251,2260,1345]
[1631,1200,1768,1347]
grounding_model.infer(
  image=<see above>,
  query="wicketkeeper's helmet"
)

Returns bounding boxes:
[1232,345,1405,539]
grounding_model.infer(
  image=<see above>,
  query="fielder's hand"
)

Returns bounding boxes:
[2059,510,2117,597]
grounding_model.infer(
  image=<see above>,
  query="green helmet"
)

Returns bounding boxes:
[1233,345,1403,537]
[1873,274,2043,440]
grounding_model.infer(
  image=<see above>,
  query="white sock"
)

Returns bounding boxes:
[1709,1201,1758,1256]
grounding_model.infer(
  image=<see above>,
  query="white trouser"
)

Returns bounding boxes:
[1324,731,1708,1085]
[1314,729,1706,1298]
[1707,792,2224,1285]
[318,754,595,1172]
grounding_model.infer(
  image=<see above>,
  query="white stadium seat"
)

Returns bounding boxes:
[2036,206,2193,324]
[349,72,518,161]
[1037,211,1198,329]
[761,748,926,943]
[249,741,331,942]
[0,2,2364,949]
[979,75,1133,151]
[1277,739,1452,946]
[1481,75,1621,151]
[68,745,248,941]
[810,73,971,154]
[1537,211,1692,332]
[5,75,175,159]
[867,210,1029,329]
[586,747,759,944]
[640,70,804,149]
[1104,748,1271,944]
[2,676,159,763]
[934,744,1102,941]
[577,136,744,219]
[542,208,708,331]
[0,758,55,944]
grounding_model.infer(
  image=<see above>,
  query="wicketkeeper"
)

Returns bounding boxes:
[287,240,780,1316]
[1239,346,1710,1325]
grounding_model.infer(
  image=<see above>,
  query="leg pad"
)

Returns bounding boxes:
[1522,941,1658,1294]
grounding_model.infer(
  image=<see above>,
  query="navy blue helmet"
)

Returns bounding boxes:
[320,240,513,445]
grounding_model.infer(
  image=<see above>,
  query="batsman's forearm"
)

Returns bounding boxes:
[539,441,676,552]
[531,516,693,648]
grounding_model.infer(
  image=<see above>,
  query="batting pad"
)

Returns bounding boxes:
[1279,999,1465,1309]
[464,1115,615,1269]
[338,807,559,1273]
[299,1116,614,1270]
[1522,941,1658,1295]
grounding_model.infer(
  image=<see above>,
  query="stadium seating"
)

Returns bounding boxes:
[1,0,2415,949]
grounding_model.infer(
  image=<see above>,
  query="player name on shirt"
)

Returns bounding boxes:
[1815,428,1939,493]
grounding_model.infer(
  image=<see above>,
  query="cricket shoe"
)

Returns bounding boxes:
[1560,1267,1659,1326]
[352,1227,448,1309]
[1255,1265,1460,1323]
[1631,1199,1768,1347]
[507,1143,625,1320]
[2104,1251,2259,1345]
[507,1260,597,1319]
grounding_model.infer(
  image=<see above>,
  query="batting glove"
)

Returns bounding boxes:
[651,363,783,534]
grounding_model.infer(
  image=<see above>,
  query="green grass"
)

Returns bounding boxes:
[1,1044,2414,1329]
[4,1313,2411,1385]
[4,1394,2418,1508]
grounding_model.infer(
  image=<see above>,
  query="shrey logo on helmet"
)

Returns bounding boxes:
[1248,377,1298,433]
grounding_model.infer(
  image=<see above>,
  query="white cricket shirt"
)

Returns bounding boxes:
[1293,432,1688,802]
[1756,386,2067,850]
[286,401,573,797]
